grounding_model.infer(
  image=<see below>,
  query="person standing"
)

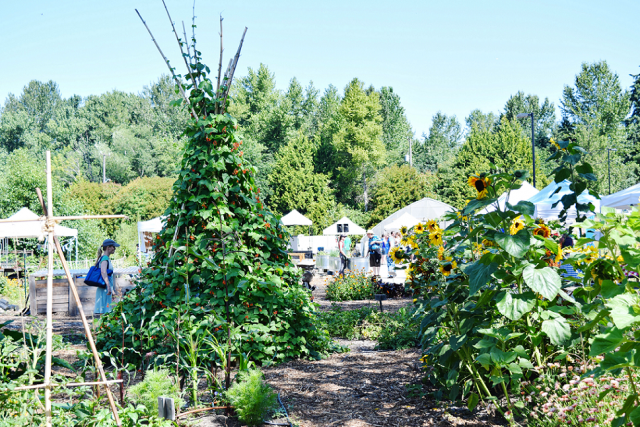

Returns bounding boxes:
[94,239,119,317]
[385,233,395,276]
[365,230,383,277]
[381,233,391,274]
[338,235,348,276]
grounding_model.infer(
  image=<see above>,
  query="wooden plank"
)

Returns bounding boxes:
[37,303,67,314]
[29,275,37,315]
[68,274,77,317]
[36,295,68,303]
[36,287,68,296]
[35,280,68,289]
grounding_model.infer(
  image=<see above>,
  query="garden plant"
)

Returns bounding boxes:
[392,138,640,425]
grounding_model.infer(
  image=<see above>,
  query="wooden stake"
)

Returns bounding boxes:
[13,379,123,391]
[216,15,224,108]
[35,186,122,426]
[44,152,53,427]
[221,28,247,113]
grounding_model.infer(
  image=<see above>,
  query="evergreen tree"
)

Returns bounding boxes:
[414,112,463,173]
[331,78,385,210]
[268,132,335,234]
[560,61,632,193]
[378,86,413,165]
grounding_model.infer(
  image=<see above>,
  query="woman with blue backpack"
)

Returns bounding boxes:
[94,239,119,317]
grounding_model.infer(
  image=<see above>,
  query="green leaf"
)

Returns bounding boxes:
[494,230,530,258]
[590,328,625,356]
[541,315,571,345]
[505,201,535,217]
[476,353,492,369]
[523,265,561,300]
[464,261,498,296]
[518,358,534,370]
[601,280,626,299]
[605,293,640,329]
[467,393,479,412]
[490,347,517,364]
[449,335,468,351]
[496,291,536,321]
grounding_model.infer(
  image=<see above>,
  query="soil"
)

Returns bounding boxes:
[0,273,506,426]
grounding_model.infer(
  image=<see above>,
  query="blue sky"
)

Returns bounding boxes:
[1,0,638,137]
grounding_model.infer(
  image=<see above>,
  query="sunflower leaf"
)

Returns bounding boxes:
[496,291,536,321]
[505,201,535,217]
[523,265,561,300]
[494,230,530,258]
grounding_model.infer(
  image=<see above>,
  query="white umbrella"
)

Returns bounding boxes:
[384,212,420,231]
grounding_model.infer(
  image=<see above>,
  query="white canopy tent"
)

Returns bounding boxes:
[479,181,539,215]
[601,182,640,210]
[0,207,78,261]
[137,216,166,258]
[371,197,455,236]
[526,180,600,222]
[383,212,420,231]
[323,216,366,236]
[280,209,312,226]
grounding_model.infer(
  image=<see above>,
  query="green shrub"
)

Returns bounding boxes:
[128,369,182,416]
[226,369,277,427]
[325,270,376,301]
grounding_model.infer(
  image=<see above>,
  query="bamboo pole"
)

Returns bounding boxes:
[161,0,198,90]
[44,152,54,427]
[215,15,224,106]
[13,379,123,391]
[135,9,197,119]
[221,27,247,113]
[35,188,122,426]
[0,215,127,223]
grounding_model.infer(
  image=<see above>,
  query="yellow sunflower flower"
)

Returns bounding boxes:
[582,246,598,264]
[414,223,425,234]
[437,245,445,261]
[429,229,443,246]
[555,245,563,263]
[532,224,551,238]
[472,242,484,255]
[389,246,404,264]
[409,236,419,249]
[550,138,561,150]
[400,225,408,236]
[426,220,439,233]
[439,257,457,276]
[468,175,491,199]
[509,217,525,235]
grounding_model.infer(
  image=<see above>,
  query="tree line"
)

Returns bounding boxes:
[0,60,638,249]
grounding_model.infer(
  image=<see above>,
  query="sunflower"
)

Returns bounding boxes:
[555,245,563,263]
[437,245,445,261]
[550,138,561,150]
[426,220,439,233]
[439,257,457,276]
[389,246,404,264]
[509,217,525,235]
[472,242,484,255]
[532,224,551,238]
[408,236,419,249]
[400,225,408,236]
[468,175,491,199]
[582,246,598,264]
[429,229,443,246]
[414,223,425,234]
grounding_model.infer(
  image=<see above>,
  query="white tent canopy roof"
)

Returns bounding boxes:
[526,180,600,221]
[0,207,77,238]
[280,209,312,226]
[601,182,640,210]
[372,197,455,236]
[479,181,539,215]
[323,216,366,236]
[384,212,420,231]
[137,216,165,233]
